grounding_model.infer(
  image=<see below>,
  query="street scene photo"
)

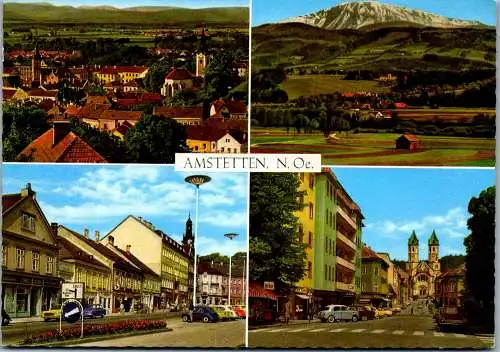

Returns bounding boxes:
[3,0,249,163]
[250,0,495,166]
[1,164,248,347]
[248,168,495,348]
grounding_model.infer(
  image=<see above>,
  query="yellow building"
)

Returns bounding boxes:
[103,215,192,308]
[95,66,148,85]
[2,184,61,318]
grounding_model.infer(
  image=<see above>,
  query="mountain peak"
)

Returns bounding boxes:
[280,1,484,30]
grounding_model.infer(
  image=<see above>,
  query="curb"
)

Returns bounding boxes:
[249,321,315,330]
[10,328,173,347]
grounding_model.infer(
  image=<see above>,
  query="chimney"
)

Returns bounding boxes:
[21,183,35,197]
[83,229,89,238]
[126,245,131,253]
[53,120,71,146]
[95,230,100,242]
[108,235,114,246]
[51,222,58,236]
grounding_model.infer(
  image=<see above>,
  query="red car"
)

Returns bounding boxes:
[232,305,246,318]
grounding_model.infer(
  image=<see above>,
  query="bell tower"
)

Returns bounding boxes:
[32,34,42,88]
[428,230,440,272]
[196,53,207,77]
[408,230,419,266]
[183,213,194,247]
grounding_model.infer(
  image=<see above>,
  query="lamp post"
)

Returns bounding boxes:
[224,233,239,305]
[185,175,211,307]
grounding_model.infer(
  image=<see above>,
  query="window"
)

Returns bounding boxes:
[309,174,315,189]
[298,225,304,243]
[32,251,40,272]
[16,248,25,269]
[324,265,328,281]
[2,245,6,266]
[325,210,328,224]
[21,213,36,232]
[46,255,53,274]
[233,148,237,153]
[309,203,314,219]
[308,232,312,247]
[203,144,207,150]
[308,262,312,278]
[194,146,199,151]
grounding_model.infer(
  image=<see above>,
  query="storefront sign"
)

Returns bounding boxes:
[62,283,84,299]
[263,281,275,290]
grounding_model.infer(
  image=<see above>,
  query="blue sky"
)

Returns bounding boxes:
[332,167,495,261]
[5,0,248,8]
[3,165,248,257]
[252,0,496,26]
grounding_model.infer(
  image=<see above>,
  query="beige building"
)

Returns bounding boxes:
[2,184,61,318]
[103,215,193,309]
[377,252,399,307]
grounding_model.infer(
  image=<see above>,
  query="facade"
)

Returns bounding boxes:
[292,170,364,318]
[397,267,410,306]
[377,252,399,306]
[94,66,148,84]
[197,261,228,305]
[406,230,441,299]
[435,264,465,307]
[360,246,390,308]
[160,68,195,97]
[196,53,208,77]
[153,106,203,126]
[82,110,143,131]
[103,215,192,309]
[209,99,247,120]
[2,184,61,318]
[396,134,420,150]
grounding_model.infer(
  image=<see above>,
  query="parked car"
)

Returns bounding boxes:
[41,304,62,322]
[378,307,393,317]
[2,308,11,326]
[83,304,106,319]
[318,305,359,323]
[232,305,246,318]
[182,306,218,323]
[209,305,237,321]
[391,307,402,313]
[350,305,376,321]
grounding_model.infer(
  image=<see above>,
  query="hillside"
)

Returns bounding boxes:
[3,2,249,25]
[281,1,485,30]
[252,23,496,72]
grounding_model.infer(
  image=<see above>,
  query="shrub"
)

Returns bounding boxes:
[20,319,168,345]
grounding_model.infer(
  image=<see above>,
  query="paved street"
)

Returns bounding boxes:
[249,302,494,349]
[75,319,246,348]
[2,311,182,346]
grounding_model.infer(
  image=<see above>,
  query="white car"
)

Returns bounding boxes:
[318,304,359,323]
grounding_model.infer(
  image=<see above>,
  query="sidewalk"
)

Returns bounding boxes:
[249,319,314,330]
[11,317,44,323]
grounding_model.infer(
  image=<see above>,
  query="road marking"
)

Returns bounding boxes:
[351,328,366,333]
[289,328,308,333]
[309,328,327,332]
[330,328,346,333]
[434,332,444,337]
[454,333,467,338]
[393,330,404,335]
[413,331,425,336]
[266,329,285,333]
[371,329,385,334]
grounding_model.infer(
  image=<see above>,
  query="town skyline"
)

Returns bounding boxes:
[252,0,496,26]
[2,164,248,257]
[332,167,495,261]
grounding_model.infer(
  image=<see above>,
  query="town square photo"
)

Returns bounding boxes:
[1,164,248,347]
[3,0,249,163]
[250,0,495,166]
[248,167,495,348]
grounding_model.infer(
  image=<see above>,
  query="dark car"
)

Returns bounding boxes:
[83,304,106,319]
[182,306,218,323]
[350,305,376,321]
[2,309,11,326]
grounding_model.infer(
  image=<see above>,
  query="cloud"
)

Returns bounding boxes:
[199,211,247,228]
[195,235,247,256]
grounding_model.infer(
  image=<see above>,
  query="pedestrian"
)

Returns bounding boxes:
[188,301,194,323]
[119,302,124,314]
[411,306,414,315]
[284,300,291,325]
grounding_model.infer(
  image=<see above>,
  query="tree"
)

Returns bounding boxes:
[463,186,495,329]
[143,58,175,93]
[125,115,190,163]
[249,173,307,293]
[202,51,242,101]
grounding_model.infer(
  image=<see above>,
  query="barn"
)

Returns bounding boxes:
[396,134,420,151]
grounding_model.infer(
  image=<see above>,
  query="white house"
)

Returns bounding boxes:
[216,132,242,153]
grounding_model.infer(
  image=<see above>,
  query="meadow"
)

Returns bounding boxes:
[251,128,495,166]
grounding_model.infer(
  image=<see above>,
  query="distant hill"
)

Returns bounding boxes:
[3,2,249,25]
[280,1,486,30]
[252,22,496,72]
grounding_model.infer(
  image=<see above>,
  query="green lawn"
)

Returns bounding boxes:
[251,128,495,167]
[281,75,391,99]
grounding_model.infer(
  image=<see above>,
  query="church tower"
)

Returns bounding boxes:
[408,230,419,266]
[428,230,440,271]
[196,53,207,77]
[183,213,194,247]
[32,37,42,88]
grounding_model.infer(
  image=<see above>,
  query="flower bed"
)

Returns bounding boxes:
[20,319,167,345]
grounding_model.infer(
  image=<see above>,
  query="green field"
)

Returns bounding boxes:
[281,75,391,99]
[251,128,495,166]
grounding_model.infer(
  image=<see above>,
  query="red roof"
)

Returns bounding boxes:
[249,281,277,301]
[210,99,247,117]
[115,122,132,135]
[362,246,381,260]
[28,89,58,98]
[3,67,15,74]
[116,99,138,108]
[2,89,16,100]
[166,68,193,81]
[85,95,111,106]
[399,133,419,142]
[186,125,229,142]
[204,118,247,131]
[18,128,107,163]
[37,100,55,111]
[154,106,204,119]
[140,92,162,103]
[99,110,143,121]
[97,66,147,75]
[64,105,82,116]
[59,237,108,268]
[394,102,408,109]
[2,194,22,213]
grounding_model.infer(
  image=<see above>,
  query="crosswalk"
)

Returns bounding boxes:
[251,326,484,339]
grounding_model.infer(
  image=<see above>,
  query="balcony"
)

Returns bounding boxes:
[337,207,357,230]
[337,230,356,251]
[336,281,355,292]
[336,256,356,271]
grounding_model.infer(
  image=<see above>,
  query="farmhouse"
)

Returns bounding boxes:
[396,134,420,151]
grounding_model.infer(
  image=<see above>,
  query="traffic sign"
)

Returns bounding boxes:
[62,283,84,299]
[62,301,82,324]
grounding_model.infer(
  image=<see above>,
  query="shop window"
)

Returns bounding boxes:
[16,287,29,313]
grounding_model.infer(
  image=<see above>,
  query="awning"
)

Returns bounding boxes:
[296,294,310,300]
[249,281,277,301]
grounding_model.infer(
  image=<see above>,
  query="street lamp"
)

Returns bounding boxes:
[224,233,239,305]
[185,175,211,307]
